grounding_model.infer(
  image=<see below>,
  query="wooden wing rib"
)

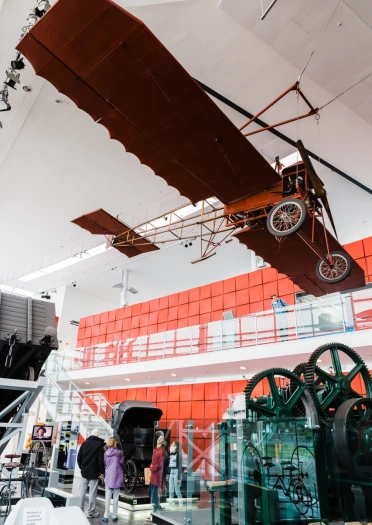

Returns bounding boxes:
[234,219,365,296]
[16,0,280,206]
[72,209,159,257]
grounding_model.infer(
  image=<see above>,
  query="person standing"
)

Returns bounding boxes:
[78,428,105,518]
[168,441,183,507]
[147,435,167,519]
[102,437,124,523]
[271,294,288,340]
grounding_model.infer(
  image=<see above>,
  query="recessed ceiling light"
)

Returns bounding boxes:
[85,382,90,385]
[171,373,176,377]
[240,366,246,370]
[125,378,130,381]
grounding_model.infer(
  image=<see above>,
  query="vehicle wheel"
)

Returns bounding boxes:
[316,251,352,284]
[22,441,48,498]
[123,460,138,494]
[267,199,307,237]
[289,478,313,516]
[0,486,11,519]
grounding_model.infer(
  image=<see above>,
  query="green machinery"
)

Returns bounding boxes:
[216,342,372,524]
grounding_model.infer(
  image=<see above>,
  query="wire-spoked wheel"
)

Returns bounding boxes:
[316,251,352,284]
[291,446,318,507]
[22,441,48,498]
[0,485,11,520]
[267,199,307,237]
[123,460,138,494]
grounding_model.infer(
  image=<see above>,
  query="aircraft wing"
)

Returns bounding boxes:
[235,219,365,296]
[72,209,159,257]
[17,0,280,206]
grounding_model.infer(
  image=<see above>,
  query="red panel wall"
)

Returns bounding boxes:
[86,379,248,436]
[344,237,372,285]
[77,267,299,347]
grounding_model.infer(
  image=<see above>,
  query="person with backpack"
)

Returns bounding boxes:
[78,428,105,518]
[102,437,124,523]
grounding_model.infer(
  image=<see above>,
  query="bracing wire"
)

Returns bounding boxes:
[298,0,342,82]
[319,71,372,110]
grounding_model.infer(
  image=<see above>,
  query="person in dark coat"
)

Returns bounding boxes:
[148,435,167,517]
[102,437,124,523]
[77,428,105,518]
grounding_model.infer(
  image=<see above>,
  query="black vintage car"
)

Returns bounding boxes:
[112,400,170,493]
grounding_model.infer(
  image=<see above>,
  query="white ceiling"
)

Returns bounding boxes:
[0,0,372,305]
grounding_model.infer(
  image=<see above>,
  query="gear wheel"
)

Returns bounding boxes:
[305,342,372,421]
[245,367,318,423]
[290,363,308,417]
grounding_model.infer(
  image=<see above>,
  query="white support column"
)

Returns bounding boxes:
[120,269,129,307]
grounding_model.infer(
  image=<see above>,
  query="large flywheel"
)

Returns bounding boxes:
[333,398,372,480]
[305,343,372,420]
[245,368,318,424]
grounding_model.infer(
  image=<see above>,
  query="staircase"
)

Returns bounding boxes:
[42,354,113,442]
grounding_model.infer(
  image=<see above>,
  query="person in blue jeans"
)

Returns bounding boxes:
[271,294,288,340]
[167,441,183,507]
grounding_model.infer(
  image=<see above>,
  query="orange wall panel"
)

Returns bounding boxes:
[224,278,236,294]
[344,239,365,259]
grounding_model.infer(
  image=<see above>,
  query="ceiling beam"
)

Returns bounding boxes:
[196,79,372,196]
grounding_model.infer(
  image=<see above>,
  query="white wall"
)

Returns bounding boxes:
[57,285,118,348]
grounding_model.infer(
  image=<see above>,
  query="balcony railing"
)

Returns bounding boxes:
[57,287,372,371]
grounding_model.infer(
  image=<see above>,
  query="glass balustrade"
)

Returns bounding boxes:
[55,287,372,371]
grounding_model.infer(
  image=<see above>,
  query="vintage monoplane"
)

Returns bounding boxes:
[17,0,365,296]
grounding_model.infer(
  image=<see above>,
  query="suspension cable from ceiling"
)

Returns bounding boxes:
[319,71,372,110]
[298,0,343,82]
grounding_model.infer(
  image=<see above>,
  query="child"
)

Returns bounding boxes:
[168,441,183,506]
[102,437,124,523]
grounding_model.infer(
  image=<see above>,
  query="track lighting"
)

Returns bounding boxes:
[5,70,20,90]
[11,56,25,70]
[35,1,51,18]
[0,88,11,112]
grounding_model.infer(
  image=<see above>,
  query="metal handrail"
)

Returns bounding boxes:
[43,356,113,432]
[58,287,372,371]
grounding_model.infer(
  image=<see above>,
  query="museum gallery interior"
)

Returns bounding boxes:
[1,0,372,524]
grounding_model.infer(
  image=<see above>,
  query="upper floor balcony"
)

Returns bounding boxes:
[57,287,372,377]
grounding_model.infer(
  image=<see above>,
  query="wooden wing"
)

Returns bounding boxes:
[17,0,280,206]
[234,218,365,296]
[72,209,159,258]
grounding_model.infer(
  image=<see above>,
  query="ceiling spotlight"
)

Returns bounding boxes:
[125,378,130,381]
[11,56,25,70]
[41,292,51,300]
[0,122,2,129]
[35,1,51,18]
[128,287,138,294]
[240,366,246,370]
[23,85,32,92]
[5,70,20,90]
[171,373,177,377]
[72,282,76,287]
[163,216,168,221]
[184,243,189,248]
